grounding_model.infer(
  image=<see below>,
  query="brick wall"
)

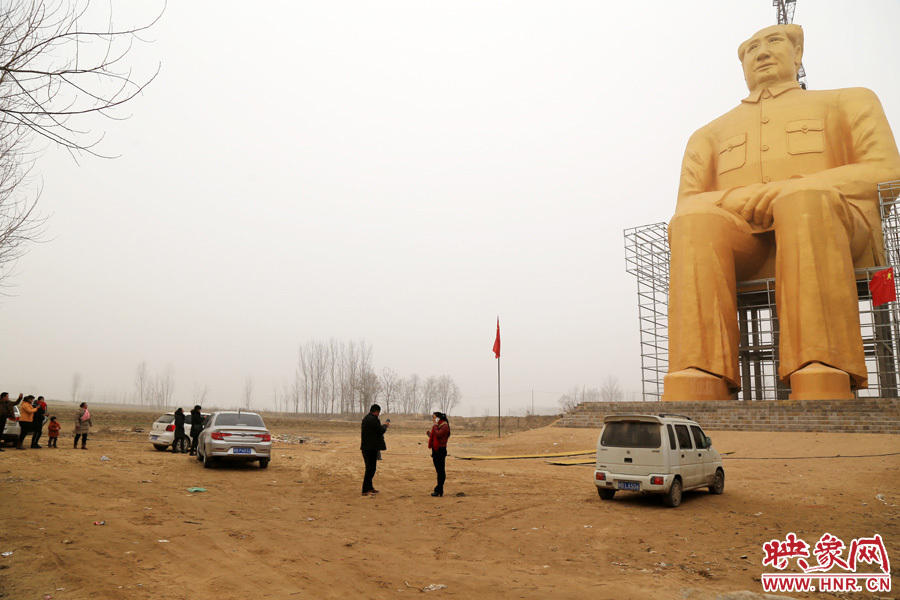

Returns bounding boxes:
[554,399,900,434]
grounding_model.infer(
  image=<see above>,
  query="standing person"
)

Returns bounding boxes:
[427,412,451,497]
[360,404,389,496]
[74,402,92,449]
[17,396,37,450]
[171,407,186,453]
[47,417,60,448]
[188,405,204,456]
[0,393,23,452]
[31,396,47,448]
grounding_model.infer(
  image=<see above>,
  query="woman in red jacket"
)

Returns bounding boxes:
[427,412,450,497]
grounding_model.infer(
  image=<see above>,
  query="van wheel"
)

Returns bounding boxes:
[202,448,215,469]
[597,488,615,500]
[258,458,269,469]
[709,469,725,495]
[663,478,682,507]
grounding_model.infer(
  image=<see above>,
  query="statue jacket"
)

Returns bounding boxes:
[675,81,900,266]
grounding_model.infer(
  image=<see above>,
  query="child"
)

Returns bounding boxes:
[47,416,60,448]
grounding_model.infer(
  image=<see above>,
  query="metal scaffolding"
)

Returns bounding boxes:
[624,180,900,401]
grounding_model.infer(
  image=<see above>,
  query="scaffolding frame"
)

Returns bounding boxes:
[625,180,900,401]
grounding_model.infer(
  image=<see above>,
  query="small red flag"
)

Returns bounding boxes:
[492,318,501,359]
[870,267,897,307]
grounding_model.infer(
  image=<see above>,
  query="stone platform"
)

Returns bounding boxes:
[555,399,900,434]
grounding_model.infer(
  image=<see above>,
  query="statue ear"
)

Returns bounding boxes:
[793,44,803,70]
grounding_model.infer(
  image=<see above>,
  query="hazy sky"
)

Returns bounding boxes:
[2,1,899,415]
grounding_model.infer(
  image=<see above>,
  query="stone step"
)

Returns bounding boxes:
[556,398,900,433]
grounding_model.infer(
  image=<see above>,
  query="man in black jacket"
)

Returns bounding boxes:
[31,396,46,448]
[172,407,187,453]
[360,404,389,495]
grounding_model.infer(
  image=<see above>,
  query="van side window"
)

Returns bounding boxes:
[674,424,693,449]
[667,424,677,449]
[690,425,706,449]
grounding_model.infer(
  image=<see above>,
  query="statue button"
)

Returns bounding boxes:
[761,117,770,124]
[763,176,771,183]
[802,126,808,133]
[761,145,769,151]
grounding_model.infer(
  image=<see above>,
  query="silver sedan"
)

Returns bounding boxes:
[196,411,272,469]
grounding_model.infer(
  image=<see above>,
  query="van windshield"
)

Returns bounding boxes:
[601,421,661,448]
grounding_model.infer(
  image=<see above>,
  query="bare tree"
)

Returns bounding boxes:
[421,376,439,414]
[434,375,461,414]
[153,366,174,407]
[557,386,579,413]
[600,376,623,402]
[356,370,380,411]
[135,361,148,406]
[192,383,209,406]
[70,371,81,403]
[0,1,161,282]
[243,376,253,409]
[379,368,399,414]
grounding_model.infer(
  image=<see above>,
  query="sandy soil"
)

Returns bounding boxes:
[1,411,898,599]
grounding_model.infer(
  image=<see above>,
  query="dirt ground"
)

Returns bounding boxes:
[1,409,898,599]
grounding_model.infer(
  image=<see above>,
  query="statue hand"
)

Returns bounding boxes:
[739,183,779,229]
[718,183,768,221]
[740,179,810,229]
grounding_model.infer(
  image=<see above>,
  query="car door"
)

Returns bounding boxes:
[690,425,712,487]
[672,424,697,487]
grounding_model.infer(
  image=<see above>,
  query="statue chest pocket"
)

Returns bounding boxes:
[786,119,825,155]
[717,133,746,175]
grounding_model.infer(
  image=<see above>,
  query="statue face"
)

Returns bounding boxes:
[740,28,800,91]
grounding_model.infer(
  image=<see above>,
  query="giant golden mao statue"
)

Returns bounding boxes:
[663,24,900,401]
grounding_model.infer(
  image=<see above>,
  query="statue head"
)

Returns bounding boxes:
[738,24,803,92]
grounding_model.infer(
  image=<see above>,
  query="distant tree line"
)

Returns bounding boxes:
[115,340,461,414]
[557,376,623,412]
[274,339,461,415]
[133,362,176,408]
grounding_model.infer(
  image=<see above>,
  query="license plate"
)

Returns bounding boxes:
[617,481,640,491]
[233,447,252,455]
[150,435,158,440]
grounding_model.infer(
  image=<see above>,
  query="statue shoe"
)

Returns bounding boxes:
[662,368,731,401]
[789,362,853,400]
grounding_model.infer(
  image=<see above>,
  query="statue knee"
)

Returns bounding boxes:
[772,185,845,221]
[669,210,736,246]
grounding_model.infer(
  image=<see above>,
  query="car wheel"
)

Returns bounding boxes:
[258,458,269,469]
[202,447,215,469]
[709,469,725,495]
[597,488,615,500]
[153,444,168,451]
[663,477,682,508]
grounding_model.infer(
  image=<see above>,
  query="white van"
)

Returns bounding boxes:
[594,414,724,507]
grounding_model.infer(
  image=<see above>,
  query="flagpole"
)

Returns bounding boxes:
[497,355,501,439]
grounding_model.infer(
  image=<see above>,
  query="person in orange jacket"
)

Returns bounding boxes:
[17,395,37,450]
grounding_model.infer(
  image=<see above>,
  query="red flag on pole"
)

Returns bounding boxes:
[870,267,897,307]
[492,318,501,358]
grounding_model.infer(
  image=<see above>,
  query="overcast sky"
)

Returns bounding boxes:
[1,1,899,415]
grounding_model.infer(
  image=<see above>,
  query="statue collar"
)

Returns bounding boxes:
[742,81,802,104]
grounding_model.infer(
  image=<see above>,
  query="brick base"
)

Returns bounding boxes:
[555,399,900,434]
